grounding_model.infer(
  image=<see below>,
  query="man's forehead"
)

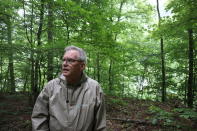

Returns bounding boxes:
[63,50,79,57]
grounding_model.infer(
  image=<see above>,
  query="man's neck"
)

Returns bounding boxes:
[67,73,82,85]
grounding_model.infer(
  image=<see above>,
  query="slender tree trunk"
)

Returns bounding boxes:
[187,28,194,108]
[156,0,166,102]
[87,53,89,75]
[96,53,100,83]
[66,24,70,45]
[6,16,15,93]
[41,70,46,90]
[29,0,35,106]
[0,36,2,90]
[184,77,187,105]
[195,52,197,112]
[34,58,39,96]
[33,0,45,104]
[93,63,96,80]
[108,0,125,92]
[30,52,35,105]
[0,56,2,90]
[47,0,54,81]
[3,69,9,92]
[160,38,166,102]
[39,60,42,91]
[108,59,113,91]
[23,0,31,44]
[193,48,196,104]
[62,15,70,45]
[23,74,28,92]
[114,0,125,40]
[121,57,126,97]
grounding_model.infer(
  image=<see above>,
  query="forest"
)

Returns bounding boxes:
[0,0,197,130]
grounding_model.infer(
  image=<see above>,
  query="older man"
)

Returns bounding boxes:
[32,46,106,131]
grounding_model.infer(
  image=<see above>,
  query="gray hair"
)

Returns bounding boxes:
[64,45,87,63]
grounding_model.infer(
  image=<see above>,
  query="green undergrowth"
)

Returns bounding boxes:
[173,108,197,120]
[1,92,197,130]
[147,105,197,130]
[106,94,197,130]
[107,97,128,107]
[147,105,176,126]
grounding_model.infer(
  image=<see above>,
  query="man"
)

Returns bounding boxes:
[32,46,106,131]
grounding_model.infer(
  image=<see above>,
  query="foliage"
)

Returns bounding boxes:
[147,105,197,129]
[0,0,197,130]
[147,105,175,126]
[173,108,197,120]
[0,0,196,109]
[106,96,128,107]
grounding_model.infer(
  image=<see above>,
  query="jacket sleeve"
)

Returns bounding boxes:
[94,86,107,131]
[31,84,50,131]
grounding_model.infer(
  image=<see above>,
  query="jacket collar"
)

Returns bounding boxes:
[59,73,87,87]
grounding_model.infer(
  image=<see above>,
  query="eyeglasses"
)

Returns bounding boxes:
[63,58,83,65]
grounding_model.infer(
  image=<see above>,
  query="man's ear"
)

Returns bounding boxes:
[80,63,86,70]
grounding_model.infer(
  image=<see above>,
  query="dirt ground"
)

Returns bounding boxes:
[0,93,196,131]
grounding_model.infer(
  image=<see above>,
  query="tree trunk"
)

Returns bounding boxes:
[23,74,28,92]
[27,0,35,106]
[87,52,90,76]
[187,28,194,108]
[66,24,70,45]
[184,78,187,105]
[3,69,9,92]
[108,59,113,91]
[47,0,54,81]
[108,0,125,93]
[194,45,197,112]
[156,0,166,102]
[39,60,42,91]
[0,56,2,90]
[30,51,35,105]
[34,57,39,101]
[96,53,100,83]
[93,63,96,80]
[6,16,15,93]
[33,0,45,104]
[160,38,166,102]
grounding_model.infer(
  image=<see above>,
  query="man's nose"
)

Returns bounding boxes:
[63,60,68,65]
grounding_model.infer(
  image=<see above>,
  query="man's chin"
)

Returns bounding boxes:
[62,72,69,77]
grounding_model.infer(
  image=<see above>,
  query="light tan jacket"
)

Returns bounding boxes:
[32,74,106,131]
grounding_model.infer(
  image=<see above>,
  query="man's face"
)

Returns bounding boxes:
[62,50,85,79]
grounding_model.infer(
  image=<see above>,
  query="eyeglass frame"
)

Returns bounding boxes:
[62,58,84,65]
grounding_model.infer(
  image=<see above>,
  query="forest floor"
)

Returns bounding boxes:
[0,92,196,131]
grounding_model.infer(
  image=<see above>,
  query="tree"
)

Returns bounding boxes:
[165,0,197,107]
[0,0,19,92]
[47,0,54,81]
[156,0,166,102]
[187,28,194,108]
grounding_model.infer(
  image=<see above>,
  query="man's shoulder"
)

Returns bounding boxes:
[41,78,61,95]
[86,77,99,86]
[44,78,60,88]
[85,77,104,91]
[85,77,104,96]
